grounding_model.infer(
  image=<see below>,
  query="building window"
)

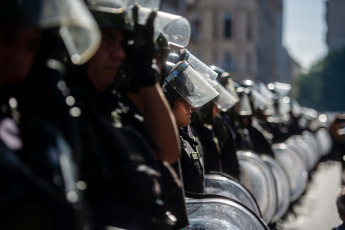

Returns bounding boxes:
[223,50,236,71]
[190,15,200,42]
[223,12,232,39]
[246,14,253,41]
[213,11,218,39]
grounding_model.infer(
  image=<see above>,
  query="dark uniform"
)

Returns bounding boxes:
[118,95,189,230]
[66,74,175,229]
[213,113,241,179]
[175,126,205,194]
[191,122,222,173]
[0,60,85,230]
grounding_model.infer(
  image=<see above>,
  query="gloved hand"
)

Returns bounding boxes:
[126,5,160,88]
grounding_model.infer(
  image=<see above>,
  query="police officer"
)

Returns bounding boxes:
[209,66,242,179]
[0,0,99,229]
[64,1,181,229]
[163,60,219,194]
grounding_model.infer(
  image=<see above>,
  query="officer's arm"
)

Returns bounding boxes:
[138,83,181,163]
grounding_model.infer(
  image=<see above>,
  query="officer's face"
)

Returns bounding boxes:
[212,103,221,119]
[86,29,125,91]
[0,24,41,87]
[173,97,193,128]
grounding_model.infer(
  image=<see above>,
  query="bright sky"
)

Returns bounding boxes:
[283,0,328,72]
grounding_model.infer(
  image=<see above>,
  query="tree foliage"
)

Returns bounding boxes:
[296,48,345,112]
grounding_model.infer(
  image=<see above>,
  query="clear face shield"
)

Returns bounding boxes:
[278,96,292,115]
[126,4,191,47]
[237,88,253,116]
[207,79,238,112]
[36,0,102,65]
[251,89,273,110]
[224,78,240,101]
[179,49,218,80]
[291,99,302,117]
[163,61,219,108]
[272,81,291,97]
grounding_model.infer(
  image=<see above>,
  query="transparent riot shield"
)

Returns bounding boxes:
[293,135,319,171]
[316,127,333,156]
[303,131,322,160]
[204,172,261,217]
[285,139,309,172]
[184,193,269,230]
[272,143,308,202]
[261,154,290,223]
[236,150,277,224]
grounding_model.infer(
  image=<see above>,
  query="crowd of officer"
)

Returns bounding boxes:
[0,0,335,229]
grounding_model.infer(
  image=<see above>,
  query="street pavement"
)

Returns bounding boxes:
[278,161,343,230]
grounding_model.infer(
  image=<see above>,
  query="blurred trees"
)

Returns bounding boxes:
[295,48,345,112]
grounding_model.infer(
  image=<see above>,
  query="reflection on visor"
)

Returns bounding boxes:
[258,82,277,101]
[39,0,101,64]
[225,78,240,101]
[88,0,127,9]
[127,6,190,47]
[238,91,253,116]
[207,79,238,112]
[251,89,272,110]
[126,0,160,10]
[181,49,218,80]
[274,82,291,97]
[164,61,219,107]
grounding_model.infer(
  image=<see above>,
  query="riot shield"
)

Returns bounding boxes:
[293,135,319,171]
[236,150,277,224]
[316,127,332,156]
[272,143,308,202]
[284,140,309,172]
[303,131,322,160]
[261,154,290,223]
[184,193,269,230]
[204,172,261,217]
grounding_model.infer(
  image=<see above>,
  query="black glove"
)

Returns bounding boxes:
[126,5,160,88]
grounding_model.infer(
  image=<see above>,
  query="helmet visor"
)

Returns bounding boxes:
[164,61,219,107]
[238,91,253,116]
[224,78,240,101]
[127,6,190,47]
[181,49,218,80]
[42,0,101,64]
[1,0,101,65]
[208,79,238,112]
[251,89,273,110]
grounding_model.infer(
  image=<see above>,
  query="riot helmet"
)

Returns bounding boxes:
[126,5,191,47]
[163,60,218,108]
[0,0,101,65]
[236,86,253,117]
[86,0,134,32]
[210,65,239,102]
[207,78,238,112]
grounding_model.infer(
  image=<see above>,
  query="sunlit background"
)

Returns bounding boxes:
[161,0,345,112]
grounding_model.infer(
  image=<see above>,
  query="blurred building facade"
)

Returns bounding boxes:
[326,0,345,52]
[161,0,300,84]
